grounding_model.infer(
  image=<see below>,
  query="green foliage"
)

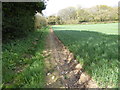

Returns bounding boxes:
[53,24,119,88]
[2,2,46,42]
[47,16,63,25]
[2,27,49,88]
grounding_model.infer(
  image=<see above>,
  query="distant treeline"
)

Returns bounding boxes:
[47,5,118,25]
[2,2,46,42]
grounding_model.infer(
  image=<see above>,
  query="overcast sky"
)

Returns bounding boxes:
[42,0,119,16]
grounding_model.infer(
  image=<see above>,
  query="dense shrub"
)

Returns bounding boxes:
[34,12,47,29]
[2,2,46,42]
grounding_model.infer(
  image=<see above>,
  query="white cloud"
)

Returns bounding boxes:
[42,0,119,16]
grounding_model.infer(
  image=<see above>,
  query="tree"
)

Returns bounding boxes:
[56,5,118,24]
[77,8,90,22]
[57,7,77,24]
[88,5,117,22]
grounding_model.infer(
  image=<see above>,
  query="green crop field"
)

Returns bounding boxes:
[52,23,119,88]
[53,23,118,35]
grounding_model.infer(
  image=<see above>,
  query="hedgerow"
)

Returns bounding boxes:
[2,2,46,42]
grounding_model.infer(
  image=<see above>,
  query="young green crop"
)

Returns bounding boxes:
[52,23,118,35]
[53,23,119,88]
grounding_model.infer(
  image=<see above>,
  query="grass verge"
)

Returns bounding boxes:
[2,26,49,88]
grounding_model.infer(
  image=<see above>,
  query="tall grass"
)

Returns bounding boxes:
[2,27,49,88]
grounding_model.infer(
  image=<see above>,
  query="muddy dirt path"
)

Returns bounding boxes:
[43,28,98,88]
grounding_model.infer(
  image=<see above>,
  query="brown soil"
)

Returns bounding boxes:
[43,28,98,88]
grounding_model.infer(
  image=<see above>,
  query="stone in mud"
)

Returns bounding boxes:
[68,53,74,61]
[86,80,98,88]
[66,71,75,78]
[57,66,59,70]
[74,70,80,74]
[43,50,47,53]
[52,76,55,79]
[61,71,64,74]
[75,63,82,69]
[47,73,51,75]
[74,60,77,63]
[79,73,90,83]
[65,71,68,74]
